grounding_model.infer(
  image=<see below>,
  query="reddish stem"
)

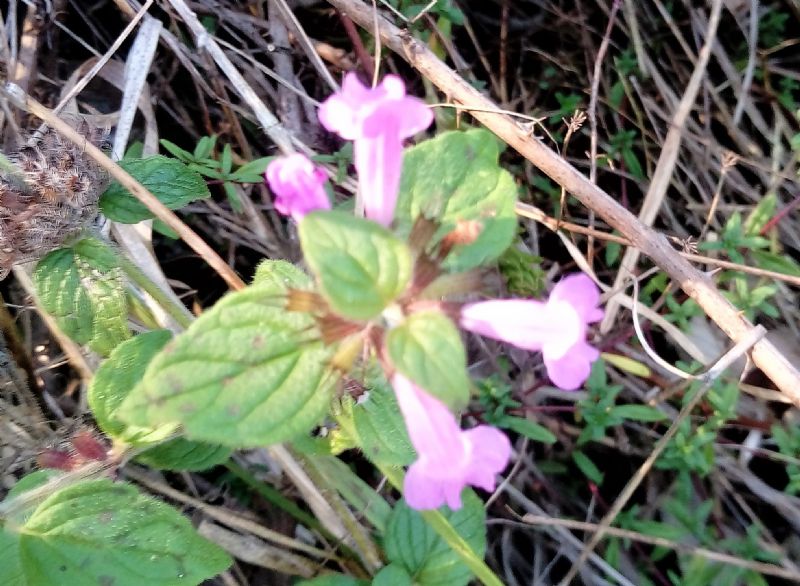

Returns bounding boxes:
[337,10,375,81]
[760,191,800,235]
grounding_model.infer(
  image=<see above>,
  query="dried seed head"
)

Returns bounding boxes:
[0,118,110,278]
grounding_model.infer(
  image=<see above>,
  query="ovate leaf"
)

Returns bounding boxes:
[100,155,211,223]
[34,238,130,356]
[89,330,175,442]
[118,282,337,447]
[299,211,413,321]
[135,439,231,471]
[385,492,486,586]
[386,311,469,407]
[14,479,230,585]
[395,129,518,270]
[88,331,231,470]
[349,372,415,467]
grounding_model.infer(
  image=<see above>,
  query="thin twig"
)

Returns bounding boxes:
[515,201,800,287]
[517,516,800,582]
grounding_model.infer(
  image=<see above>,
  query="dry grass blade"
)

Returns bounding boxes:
[519,516,800,582]
[164,0,296,155]
[600,0,723,332]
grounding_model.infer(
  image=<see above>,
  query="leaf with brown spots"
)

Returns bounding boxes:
[118,282,338,447]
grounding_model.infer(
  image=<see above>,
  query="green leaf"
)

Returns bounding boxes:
[118,282,338,447]
[385,492,486,586]
[752,250,800,276]
[496,415,557,444]
[351,373,415,467]
[88,331,232,470]
[395,129,518,270]
[613,404,667,422]
[34,239,130,356]
[152,219,179,239]
[33,248,93,344]
[5,470,61,503]
[744,193,776,235]
[299,211,412,321]
[12,478,230,585]
[88,330,176,443]
[252,259,312,289]
[158,139,193,162]
[231,157,273,183]
[0,529,24,586]
[193,135,217,160]
[135,439,231,471]
[100,155,211,223]
[373,563,413,586]
[386,311,469,407]
[572,451,604,485]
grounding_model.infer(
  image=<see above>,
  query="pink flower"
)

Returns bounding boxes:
[318,73,433,227]
[392,373,511,510]
[460,273,604,390]
[265,154,330,222]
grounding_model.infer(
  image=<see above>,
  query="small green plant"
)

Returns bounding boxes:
[657,374,739,476]
[771,422,800,495]
[160,135,271,211]
[576,361,666,446]
[549,92,583,123]
[608,129,645,180]
[476,373,557,444]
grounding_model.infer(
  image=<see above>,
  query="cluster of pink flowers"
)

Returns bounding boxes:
[265,73,604,511]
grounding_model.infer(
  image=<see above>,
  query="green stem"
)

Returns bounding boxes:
[379,466,504,586]
[118,256,193,329]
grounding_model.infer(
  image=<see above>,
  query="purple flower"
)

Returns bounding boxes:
[460,273,604,390]
[318,73,433,227]
[265,154,331,222]
[392,373,511,510]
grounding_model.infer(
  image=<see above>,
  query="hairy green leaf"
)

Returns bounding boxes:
[100,155,211,223]
[34,238,129,356]
[299,211,412,321]
[253,259,312,289]
[118,282,337,447]
[386,311,469,407]
[11,479,230,585]
[395,129,518,270]
[88,331,231,470]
